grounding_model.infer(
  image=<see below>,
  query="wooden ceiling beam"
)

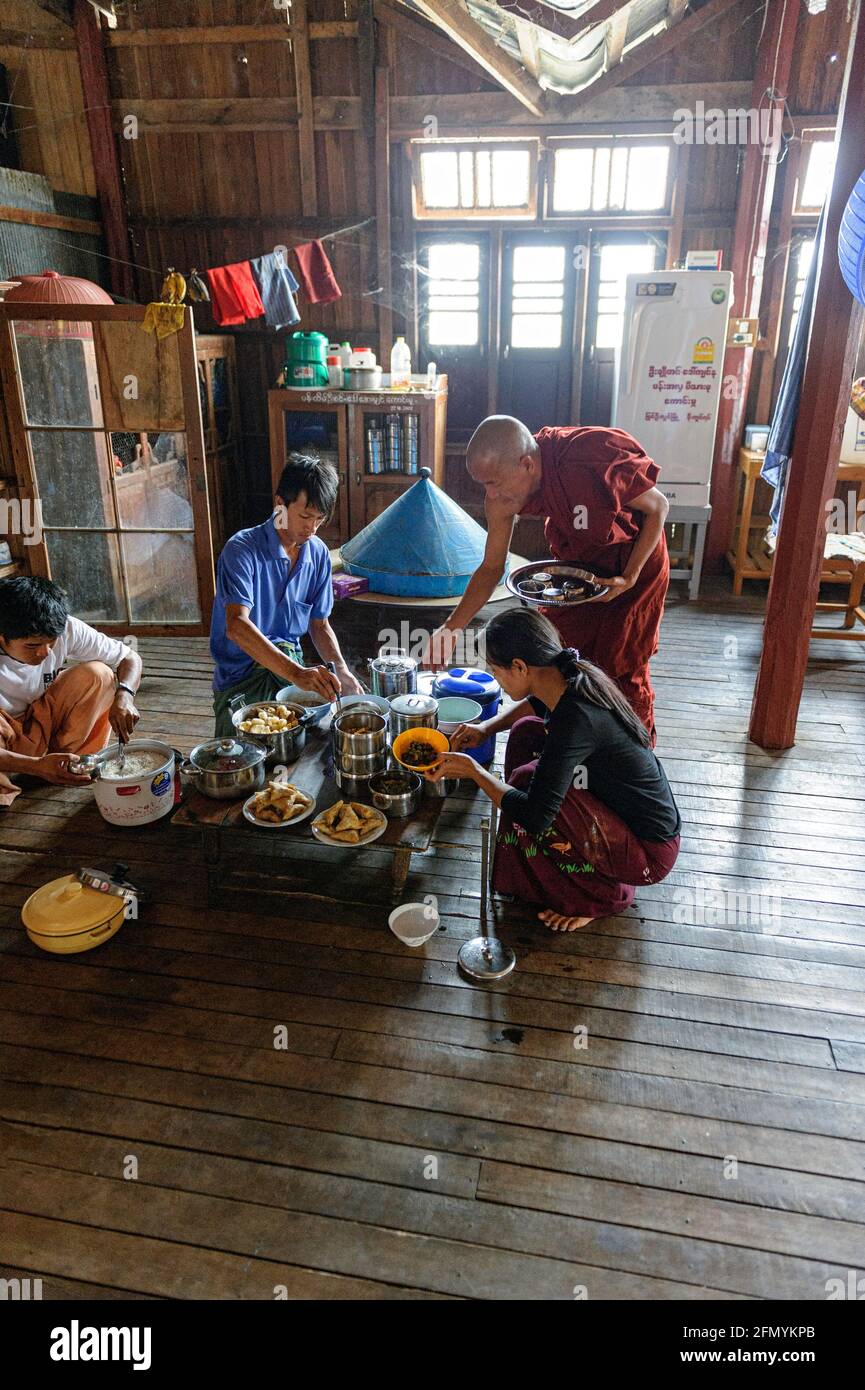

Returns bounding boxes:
[605,6,630,70]
[374,1,494,80]
[547,0,741,115]
[31,0,72,24]
[106,23,356,46]
[111,81,759,134]
[411,0,547,115]
[0,28,74,47]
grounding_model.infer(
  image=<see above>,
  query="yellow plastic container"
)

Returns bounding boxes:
[391,726,449,771]
[22,874,126,955]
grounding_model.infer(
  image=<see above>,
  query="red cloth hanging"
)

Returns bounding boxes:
[291,240,342,304]
[206,262,265,326]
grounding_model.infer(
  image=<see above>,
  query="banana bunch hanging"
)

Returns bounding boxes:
[142,266,188,339]
[159,268,187,305]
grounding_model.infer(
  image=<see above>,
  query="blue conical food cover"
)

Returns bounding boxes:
[341,470,505,597]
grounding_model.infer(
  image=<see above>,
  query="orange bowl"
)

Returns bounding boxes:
[391,727,450,771]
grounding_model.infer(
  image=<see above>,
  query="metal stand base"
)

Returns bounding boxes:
[458,936,516,981]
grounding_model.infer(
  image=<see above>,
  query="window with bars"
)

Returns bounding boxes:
[787,237,815,347]
[549,142,672,215]
[421,240,482,347]
[412,141,538,219]
[795,139,836,212]
[509,244,566,350]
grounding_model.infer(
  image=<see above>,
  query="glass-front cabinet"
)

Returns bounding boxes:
[0,304,214,633]
[268,378,448,546]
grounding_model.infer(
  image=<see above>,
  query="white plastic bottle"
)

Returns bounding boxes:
[390,336,412,390]
[339,341,352,371]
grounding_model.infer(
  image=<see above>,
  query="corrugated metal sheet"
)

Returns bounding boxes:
[0,222,108,287]
[0,165,109,290]
[0,167,54,212]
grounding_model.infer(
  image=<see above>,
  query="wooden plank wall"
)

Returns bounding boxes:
[0,0,95,197]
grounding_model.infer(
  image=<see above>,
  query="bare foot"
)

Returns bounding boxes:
[539,909,595,933]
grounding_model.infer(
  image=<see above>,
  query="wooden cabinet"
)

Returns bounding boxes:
[196,334,241,551]
[268,377,448,547]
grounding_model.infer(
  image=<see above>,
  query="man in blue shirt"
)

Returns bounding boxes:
[210,454,363,734]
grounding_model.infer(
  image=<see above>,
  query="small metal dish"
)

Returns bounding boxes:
[368,770,422,818]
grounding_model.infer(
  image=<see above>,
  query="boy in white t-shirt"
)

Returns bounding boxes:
[0,577,143,806]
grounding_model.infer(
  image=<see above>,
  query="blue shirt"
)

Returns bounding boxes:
[210,516,333,691]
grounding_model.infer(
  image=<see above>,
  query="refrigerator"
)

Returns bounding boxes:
[612,270,734,507]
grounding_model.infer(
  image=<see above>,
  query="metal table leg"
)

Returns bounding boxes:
[458,814,515,982]
[391,845,412,901]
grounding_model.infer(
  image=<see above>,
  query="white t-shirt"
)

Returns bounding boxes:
[0,617,131,717]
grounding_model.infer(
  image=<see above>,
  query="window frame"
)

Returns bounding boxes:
[792,129,837,216]
[544,136,676,219]
[410,139,540,221]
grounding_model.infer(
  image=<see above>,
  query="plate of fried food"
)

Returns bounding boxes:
[243,780,316,828]
[312,799,387,847]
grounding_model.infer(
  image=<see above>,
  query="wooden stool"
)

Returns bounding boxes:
[811,533,865,641]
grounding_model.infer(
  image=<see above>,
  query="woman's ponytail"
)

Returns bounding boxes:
[552,646,582,683]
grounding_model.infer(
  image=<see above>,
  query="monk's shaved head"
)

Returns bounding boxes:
[467,416,536,470]
[465,415,541,513]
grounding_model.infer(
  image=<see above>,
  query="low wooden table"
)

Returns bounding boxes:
[171,728,446,904]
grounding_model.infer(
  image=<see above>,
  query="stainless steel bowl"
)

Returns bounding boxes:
[181,737,266,800]
[230,698,313,765]
[369,770,422,818]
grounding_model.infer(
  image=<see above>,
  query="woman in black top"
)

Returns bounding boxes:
[426,608,681,932]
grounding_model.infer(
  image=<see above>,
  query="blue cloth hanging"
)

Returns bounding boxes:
[250,252,301,329]
[761,205,827,536]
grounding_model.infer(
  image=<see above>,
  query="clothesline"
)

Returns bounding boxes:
[52,214,377,304]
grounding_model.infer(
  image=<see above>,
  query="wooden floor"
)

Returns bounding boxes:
[2,588,865,1300]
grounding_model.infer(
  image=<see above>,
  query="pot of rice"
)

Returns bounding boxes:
[81,739,176,826]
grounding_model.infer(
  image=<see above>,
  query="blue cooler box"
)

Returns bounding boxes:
[432,669,501,764]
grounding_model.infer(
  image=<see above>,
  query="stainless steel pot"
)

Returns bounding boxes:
[229,697,313,765]
[368,649,418,699]
[369,770,421,818]
[332,709,388,759]
[331,709,389,791]
[424,776,458,799]
[389,693,438,740]
[335,765,386,796]
[181,737,266,800]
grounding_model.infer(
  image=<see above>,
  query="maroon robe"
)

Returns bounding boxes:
[520,426,669,743]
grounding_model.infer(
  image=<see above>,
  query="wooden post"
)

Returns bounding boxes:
[749,4,865,750]
[702,0,800,572]
[290,0,318,218]
[72,0,134,301]
[375,67,393,366]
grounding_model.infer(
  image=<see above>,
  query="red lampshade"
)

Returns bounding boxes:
[5,269,113,338]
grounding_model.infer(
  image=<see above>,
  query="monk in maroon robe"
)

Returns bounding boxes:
[426,416,670,743]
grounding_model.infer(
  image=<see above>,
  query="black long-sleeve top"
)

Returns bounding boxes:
[499,684,681,842]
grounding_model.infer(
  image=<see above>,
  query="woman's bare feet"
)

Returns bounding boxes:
[539,909,595,933]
